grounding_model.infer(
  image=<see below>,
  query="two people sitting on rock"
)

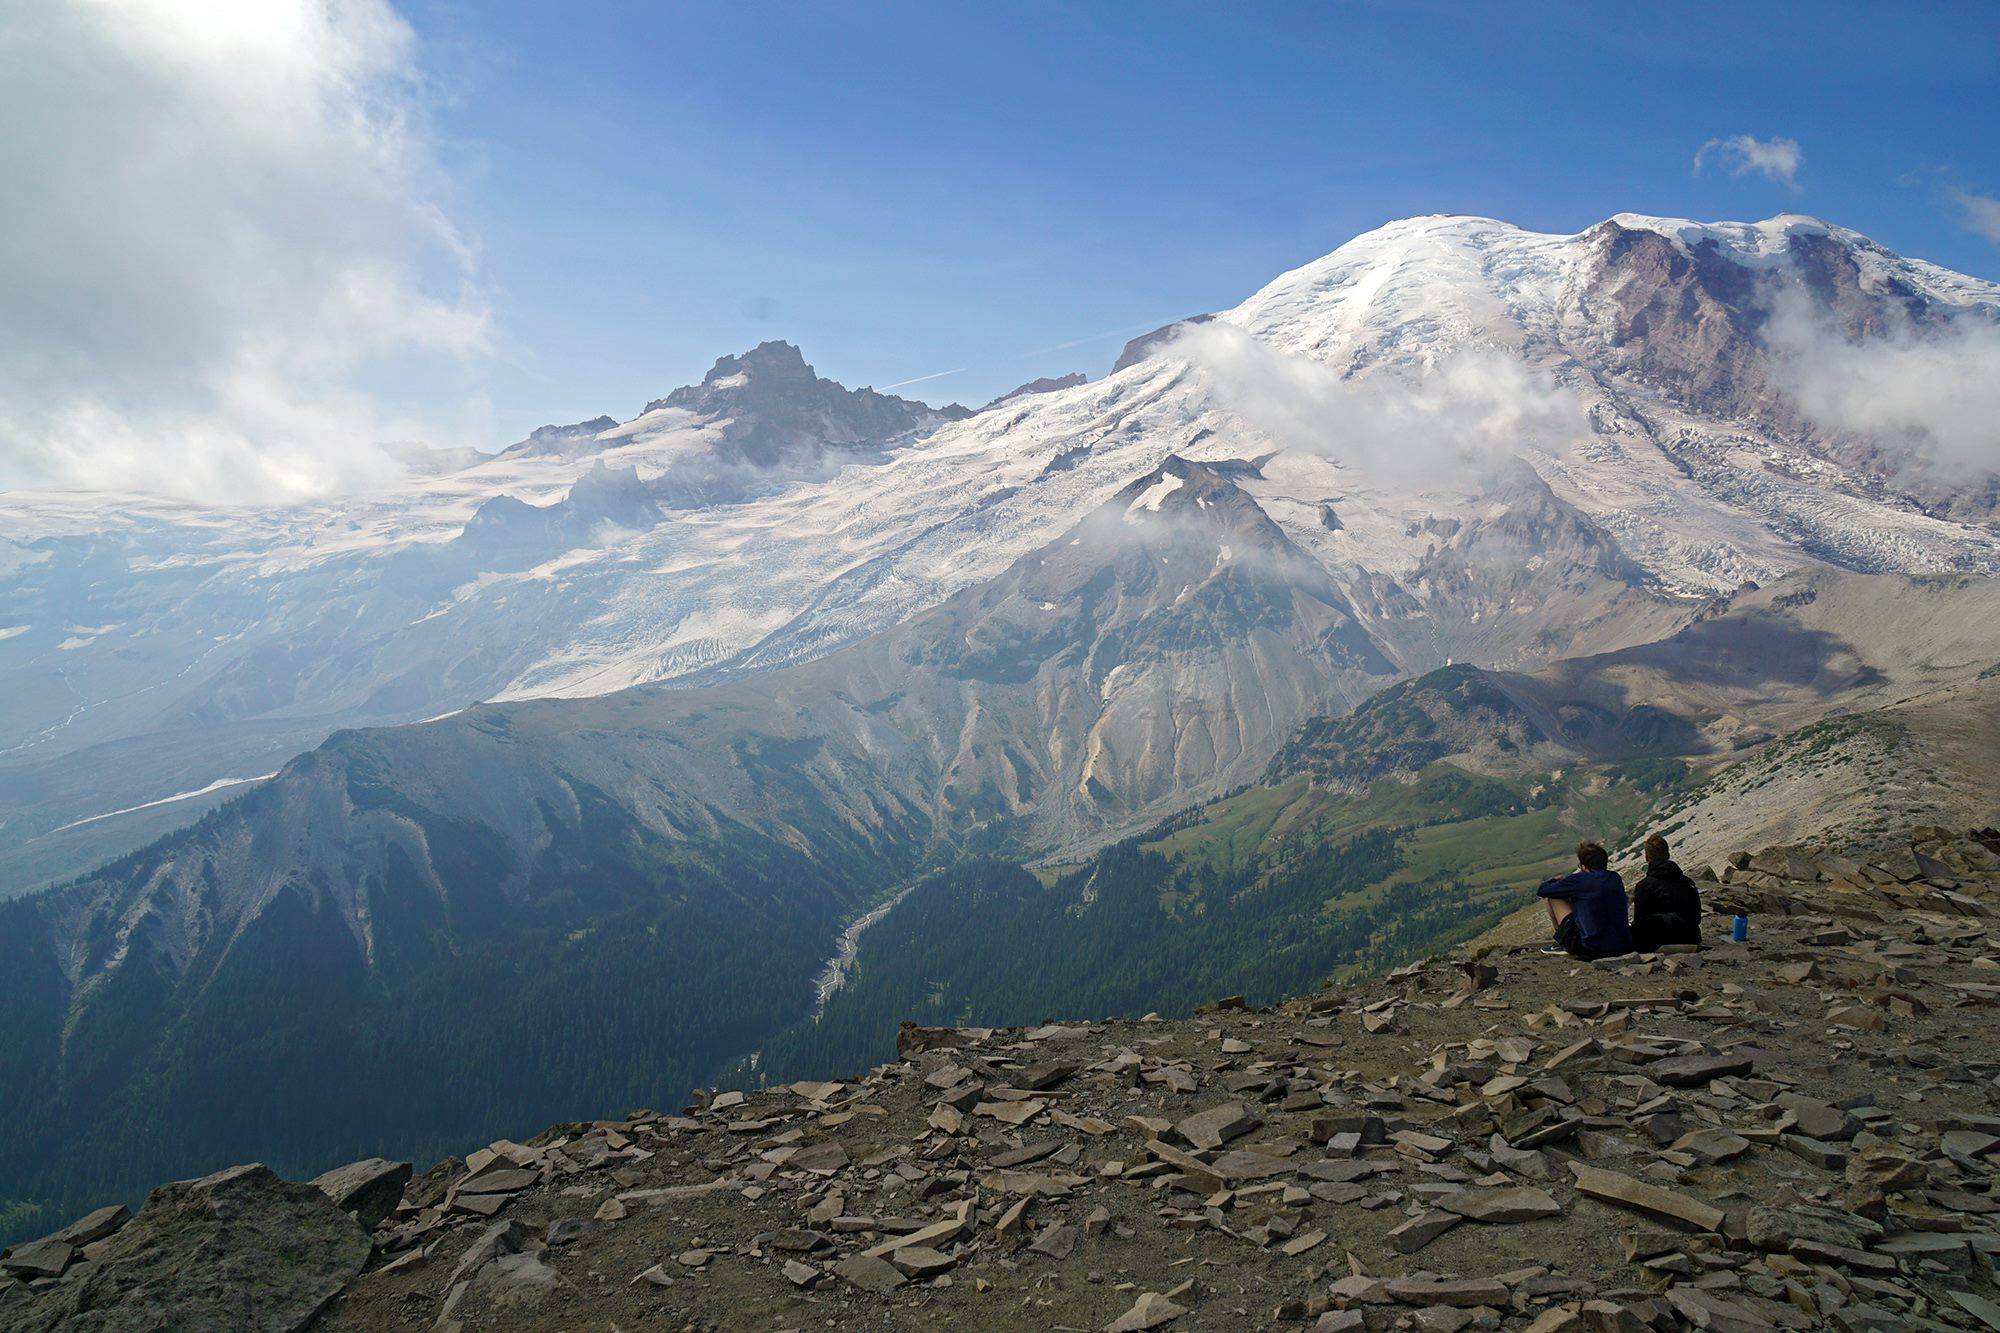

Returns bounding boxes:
[1539,835,1704,959]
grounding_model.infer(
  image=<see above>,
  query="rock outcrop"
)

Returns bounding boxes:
[5,825,1997,1331]
[2,1163,370,1331]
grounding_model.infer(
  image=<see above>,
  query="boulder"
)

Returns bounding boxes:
[13,1163,368,1332]
[310,1157,412,1231]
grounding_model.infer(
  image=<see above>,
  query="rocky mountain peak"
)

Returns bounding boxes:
[982,372,1086,410]
[1112,315,1214,372]
[497,416,620,461]
[637,341,967,477]
[692,339,817,389]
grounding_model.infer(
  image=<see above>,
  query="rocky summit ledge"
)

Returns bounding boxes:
[4,829,1999,1332]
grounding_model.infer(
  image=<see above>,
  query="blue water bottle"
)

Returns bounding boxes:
[1731,913,1749,943]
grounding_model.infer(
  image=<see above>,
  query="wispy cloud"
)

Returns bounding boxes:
[1014,320,1176,360]
[1168,324,1585,490]
[878,367,968,391]
[0,0,489,502]
[1694,134,1803,189]
[1951,188,2000,245]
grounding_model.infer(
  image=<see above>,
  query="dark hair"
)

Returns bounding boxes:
[1576,841,1608,871]
[1643,835,1670,865]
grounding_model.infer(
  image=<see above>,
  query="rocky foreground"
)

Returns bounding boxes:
[5,828,2000,1332]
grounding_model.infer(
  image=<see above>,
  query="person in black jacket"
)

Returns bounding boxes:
[1630,834,1702,951]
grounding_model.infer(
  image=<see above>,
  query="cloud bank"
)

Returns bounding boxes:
[0,0,488,502]
[1169,323,1585,489]
[1771,297,2000,477]
[1695,134,1803,189]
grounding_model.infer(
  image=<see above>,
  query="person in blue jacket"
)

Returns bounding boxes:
[1538,841,1634,959]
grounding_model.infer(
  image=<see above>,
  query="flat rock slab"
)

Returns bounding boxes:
[1570,1164,1725,1232]
[1177,1102,1260,1150]
[311,1158,412,1231]
[1389,1209,1463,1253]
[1384,1277,1511,1307]
[1028,1222,1078,1260]
[1204,1149,1296,1182]
[1438,1186,1562,1223]
[0,1239,74,1279]
[51,1205,131,1249]
[13,1162,369,1332]
[456,1163,538,1195]
[1107,1291,1187,1330]
[1647,1054,1753,1087]
[1665,1285,1780,1332]
[1673,1129,1752,1164]
[835,1253,906,1293]
[888,1244,956,1277]
[789,1143,851,1173]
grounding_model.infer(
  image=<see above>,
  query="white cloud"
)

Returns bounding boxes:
[1168,324,1585,489]
[1770,294,2000,476]
[1694,134,1803,189]
[0,0,488,502]
[1952,189,2000,245]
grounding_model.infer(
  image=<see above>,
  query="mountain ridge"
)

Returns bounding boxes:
[7,210,1998,889]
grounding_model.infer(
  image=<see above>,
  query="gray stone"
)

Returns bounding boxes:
[1176,1102,1259,1150]
[1384,1276,1510,1307]
[835,1253,906,1293]
[790,1143,850,1174]
[50,1206,130,1249]
[888,1244,955,1278]
[1665,1286,1777,1332]
[0,1240,73,1280]
[1203,1149,1294,1182]
[1948,1291,2000,1331]
[1647,1054,1752,1087]
[311,1157,413,1231]
[544,1217,596,1247]
[452,1219,531,1286]
[1743,1205,1878,1253]
[455,1163,537,1196]
[16,1163,369,1332]
[1777,1095,1857,1141]
[1028,1222,1078,1260]
[1437,1185,1562,1222]
[1672,1129,1751,1164]
[1106,1291,1187,1331]
[1569,1164,1725,1231]
[1389,1208,1463,1253]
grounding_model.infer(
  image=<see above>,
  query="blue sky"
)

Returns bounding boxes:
[402,0,2000,431]
[6,1,1998,492]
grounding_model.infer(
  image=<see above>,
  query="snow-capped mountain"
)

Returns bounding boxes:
[4,212,1998,891]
